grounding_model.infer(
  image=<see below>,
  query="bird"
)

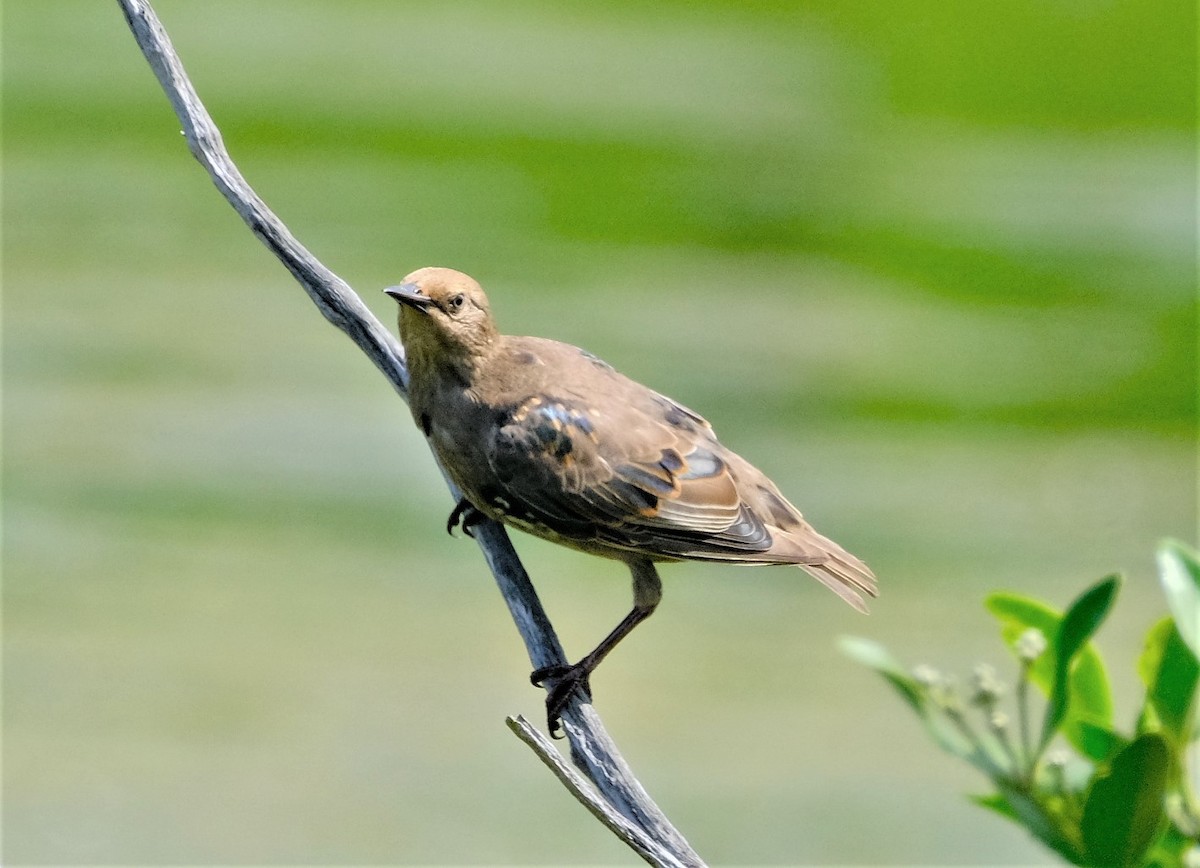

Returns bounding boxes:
[385,266,876,735]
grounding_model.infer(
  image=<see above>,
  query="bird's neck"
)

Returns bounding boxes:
[407,336,499,413]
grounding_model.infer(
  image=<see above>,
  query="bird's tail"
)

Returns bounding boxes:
[773,525,878,613]
[800,547,877,613]
[719,451,877,611]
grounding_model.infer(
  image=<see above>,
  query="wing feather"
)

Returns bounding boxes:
[486,393,776,556]
[480,367,876,610]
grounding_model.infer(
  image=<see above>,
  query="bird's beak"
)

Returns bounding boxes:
[384,283,433,312]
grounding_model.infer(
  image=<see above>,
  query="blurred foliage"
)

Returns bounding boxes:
[3,0,1195,864]
[844,540,1200,867]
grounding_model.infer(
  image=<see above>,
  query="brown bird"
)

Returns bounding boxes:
[386,266,876,734]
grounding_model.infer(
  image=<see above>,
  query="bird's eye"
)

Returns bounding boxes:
[446,293,466,312]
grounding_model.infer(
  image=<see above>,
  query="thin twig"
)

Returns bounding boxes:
[507,716,689,868]
[115,1,702,865]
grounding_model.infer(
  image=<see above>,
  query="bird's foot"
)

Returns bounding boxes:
[446,498,484,538]
[530,662,593,738]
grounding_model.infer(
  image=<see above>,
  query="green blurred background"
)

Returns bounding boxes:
[4,1,1195,864]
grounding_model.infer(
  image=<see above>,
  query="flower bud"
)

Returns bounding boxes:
[1016,628,1047,662]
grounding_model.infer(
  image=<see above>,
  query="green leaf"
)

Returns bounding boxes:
[1140,822,1199,868]
[1081,733,1171,868]
[838,636,923,712]
[1157,540,1200,661]
[986,591,1059,684]
[970,791,1019,823]
[1075,719,1128,765]
[1042,575,1121,750]
[974,784,1085,864]
[1137,616,1200,748]
[985,589,1115,759]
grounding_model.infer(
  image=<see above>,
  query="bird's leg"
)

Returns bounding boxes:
[446,497,484,538]
[531,558,662,737]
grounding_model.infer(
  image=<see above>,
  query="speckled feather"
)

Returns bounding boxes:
[389,267,876,612]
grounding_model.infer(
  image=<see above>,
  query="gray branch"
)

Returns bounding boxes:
[115,1,704,865]
[507,715,693,868]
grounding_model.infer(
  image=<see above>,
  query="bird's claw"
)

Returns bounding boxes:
[531,663,592,738]
[446,498,484,538]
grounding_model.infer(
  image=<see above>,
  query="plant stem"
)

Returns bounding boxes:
[1016,660,1035,774]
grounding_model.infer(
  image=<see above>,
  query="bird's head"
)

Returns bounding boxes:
[385,267,498,364]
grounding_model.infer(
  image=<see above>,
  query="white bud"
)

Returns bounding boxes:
[1016,628,1047,662]
[1045,749,1069,771]
[970,663,1005,705]
[913,664,942,688]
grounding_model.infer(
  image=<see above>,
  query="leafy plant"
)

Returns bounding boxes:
[842,540,1200,867]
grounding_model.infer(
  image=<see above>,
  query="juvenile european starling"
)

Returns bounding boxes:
[386,267,876,734]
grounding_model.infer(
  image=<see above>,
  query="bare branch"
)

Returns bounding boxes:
[507,715,691,868]
[115,0,405,393]
[115,1,704,865]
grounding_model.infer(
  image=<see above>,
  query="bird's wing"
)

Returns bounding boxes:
[481,350,877,610]
[484,387,782,559]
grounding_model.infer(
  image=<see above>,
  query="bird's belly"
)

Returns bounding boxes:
[496,512,639,561]
[480,497,678,564]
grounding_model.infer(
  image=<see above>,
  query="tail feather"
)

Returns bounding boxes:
[720,452,877,612]
[801,555,876,614]
[773,525,878,613]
